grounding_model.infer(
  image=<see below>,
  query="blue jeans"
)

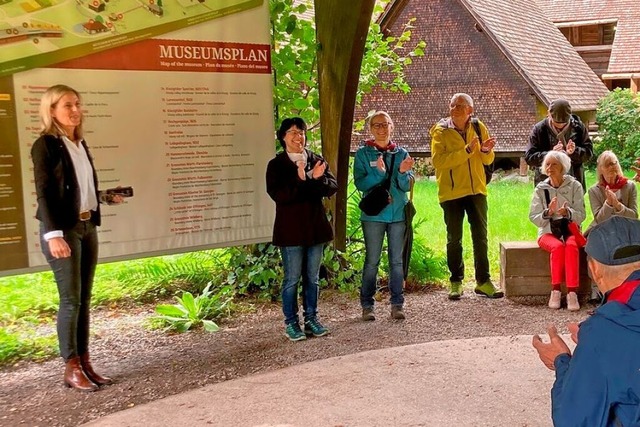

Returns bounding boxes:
[40,221,98,361]
[361,220,405,309]
[440,194,490,283]
[280,244,324,325]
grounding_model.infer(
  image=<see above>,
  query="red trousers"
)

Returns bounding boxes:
[537,233,579,289]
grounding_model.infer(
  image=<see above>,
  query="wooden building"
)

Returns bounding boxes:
[353,0,609,162]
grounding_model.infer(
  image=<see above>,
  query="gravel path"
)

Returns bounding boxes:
[0,288,592,426]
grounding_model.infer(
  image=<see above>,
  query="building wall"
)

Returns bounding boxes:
[354,0,540,157]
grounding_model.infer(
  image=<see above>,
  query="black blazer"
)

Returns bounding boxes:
[266,149,337,247]
[31,134,102,232]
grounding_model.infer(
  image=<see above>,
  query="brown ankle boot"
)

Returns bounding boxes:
[80,353,113,386]
[64,356,98,391]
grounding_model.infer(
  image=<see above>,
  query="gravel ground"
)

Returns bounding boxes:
[0,287,594,427]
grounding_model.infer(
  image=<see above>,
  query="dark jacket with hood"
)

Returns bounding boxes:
[525,114,593,191]
[551,270,640,426]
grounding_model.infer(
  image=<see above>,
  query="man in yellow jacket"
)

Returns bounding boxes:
[430,93,504,300]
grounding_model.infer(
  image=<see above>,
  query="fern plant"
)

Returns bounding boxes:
[154,282,234,333]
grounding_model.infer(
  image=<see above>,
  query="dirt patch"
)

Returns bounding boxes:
[0,289,593,426]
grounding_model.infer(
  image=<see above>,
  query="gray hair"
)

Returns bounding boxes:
[541,150,571,174]
[450,93,474,108]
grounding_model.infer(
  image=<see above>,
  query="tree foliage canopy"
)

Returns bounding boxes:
[595,88,640,168]
[270,0,425,144]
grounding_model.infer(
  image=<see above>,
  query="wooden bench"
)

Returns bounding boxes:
[500,241,591,297]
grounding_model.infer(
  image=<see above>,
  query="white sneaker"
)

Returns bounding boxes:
[548,290,562,309]
[567,292,580,311]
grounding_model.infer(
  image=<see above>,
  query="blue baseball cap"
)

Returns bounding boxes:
[585,216,640,265]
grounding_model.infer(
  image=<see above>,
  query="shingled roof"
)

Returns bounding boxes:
[459,0,608,112]
[354,0,609,155]
[534,0,640,76]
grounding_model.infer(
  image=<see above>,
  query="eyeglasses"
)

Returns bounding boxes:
[450,104,469,110]
[372,122,391,129]
[286,130,305,137]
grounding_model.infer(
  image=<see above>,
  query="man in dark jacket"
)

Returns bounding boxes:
[532,216,640,426]
[525,99,593,191]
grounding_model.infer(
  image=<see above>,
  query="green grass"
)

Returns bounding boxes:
[410,170,602,283]
[0,168,631,366]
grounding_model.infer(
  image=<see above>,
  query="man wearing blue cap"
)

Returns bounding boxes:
[532,216,640,426]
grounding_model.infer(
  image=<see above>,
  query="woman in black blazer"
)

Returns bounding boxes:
[32,84,122,391]
[266,117,337,341]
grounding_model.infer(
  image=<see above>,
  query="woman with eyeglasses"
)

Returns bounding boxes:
[354,110,414,321]
[266,117,338,341]
[586,151,638,233]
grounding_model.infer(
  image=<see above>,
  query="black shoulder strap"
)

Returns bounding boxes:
[383,153,396,189]
[543,189,551,206]
[471,117,482,143]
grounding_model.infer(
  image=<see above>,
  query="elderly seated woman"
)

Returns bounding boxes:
[586,150,638,233]
[529,151,586,311]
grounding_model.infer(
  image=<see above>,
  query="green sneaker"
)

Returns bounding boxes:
[474,281,504,299]
[304,318,329,337]
[284,323,306,341]
[448,281,463,300]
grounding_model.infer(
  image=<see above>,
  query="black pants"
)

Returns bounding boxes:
[440,194,490,283]
[40,221,98,361]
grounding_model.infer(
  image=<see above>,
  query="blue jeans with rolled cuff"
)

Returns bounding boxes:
[280,244,324,325]
[40,221,98,361]
[360,220,405,309]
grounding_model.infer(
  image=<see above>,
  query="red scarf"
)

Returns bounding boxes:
[599,175,628,191]
[365,139,397,152]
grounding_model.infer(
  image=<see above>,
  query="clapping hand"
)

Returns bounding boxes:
[399,155,414,173]
[548,196,558,215]
[632,158,640,182]
[296,160,306,180]
[311,160,326,179]
[481,137,496,152]
[557,201,570,217]
[553,141,564,151]
[568,322,580,345]
[468,135,479,152]
[532,324,572,371]
[605,186,621,210]
[566,139,576,155]
[376,156,386,172]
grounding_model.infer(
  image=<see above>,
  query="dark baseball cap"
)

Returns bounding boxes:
[549,99,571,123]
[585,216,640,266]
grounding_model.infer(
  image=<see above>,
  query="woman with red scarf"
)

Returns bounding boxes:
[354,111,414,321]
[586,150,638,234]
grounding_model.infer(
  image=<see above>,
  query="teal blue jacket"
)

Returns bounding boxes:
[353,144,412,223]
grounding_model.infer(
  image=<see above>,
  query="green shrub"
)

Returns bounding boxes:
[595,88,640,168]
[153,282,235,333]
[0,327,58,367]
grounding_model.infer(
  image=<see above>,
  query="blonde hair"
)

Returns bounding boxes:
[596,150,623,181]
[39,84,83,140]
[367,110,394,131]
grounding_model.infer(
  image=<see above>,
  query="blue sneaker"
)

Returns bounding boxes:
[304,318,329,337]
[284,323,306,341]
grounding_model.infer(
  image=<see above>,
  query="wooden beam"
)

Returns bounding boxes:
[315,0,375,251]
